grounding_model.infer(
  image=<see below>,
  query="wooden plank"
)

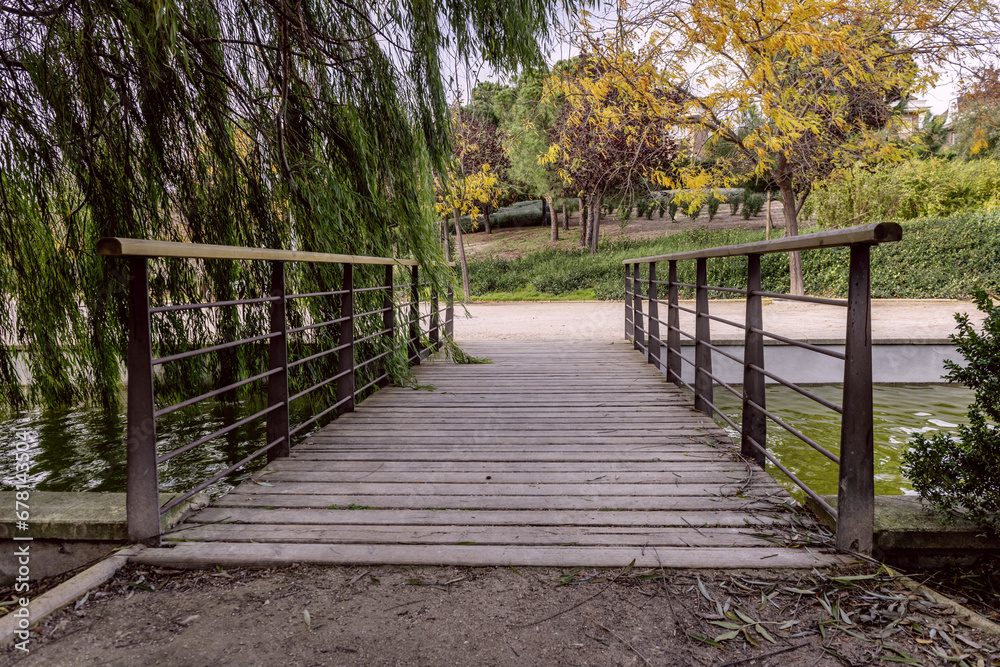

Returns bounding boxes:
[186,507,789,527]
[253,471,751,484]
[282,451,731,462]
[134,542,847,569]
[622,221,901,264]
[97,236,425,267]
[228,481,766,497]
[212,493,781,510]
[168,524,774,547]
[268,460,751,473]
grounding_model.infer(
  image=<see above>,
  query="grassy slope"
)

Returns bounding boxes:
[467,212,1000,301]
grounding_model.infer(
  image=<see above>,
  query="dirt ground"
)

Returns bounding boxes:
[3,560,999,666]
[464,202,784,260]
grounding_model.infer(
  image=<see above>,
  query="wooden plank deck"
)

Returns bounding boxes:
[134,340,846,569]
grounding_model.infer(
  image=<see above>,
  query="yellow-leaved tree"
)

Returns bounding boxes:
[577,0,999,293]
[435,107,507,301]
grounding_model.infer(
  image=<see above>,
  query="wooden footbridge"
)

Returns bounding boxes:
[98,223,901,570]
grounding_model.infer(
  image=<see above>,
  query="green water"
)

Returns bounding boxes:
[712,384,975,499]
[1,385,974,502]
[0,395,326,498]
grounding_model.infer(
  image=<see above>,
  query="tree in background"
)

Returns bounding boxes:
[0,0,569,408]
[579,0,999,293]
[543,52,679,254]
[488,70,565,239]
[952,65,1000,158]
[436,107,508,300]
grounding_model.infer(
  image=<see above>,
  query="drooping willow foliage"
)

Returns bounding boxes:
[0,0,567,408]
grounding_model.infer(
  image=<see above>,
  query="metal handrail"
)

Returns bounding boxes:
[622,222,903,555]
[103,240,454,542]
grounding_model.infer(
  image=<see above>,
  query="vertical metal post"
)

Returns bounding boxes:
[445,284,454,339]
[408,265,421,365]
[838,243,874,555]
[625,263,634,340]
[125,257,161,543]
[336,263,355,415]
[267,261,290,461]
[694,258,714,415]
[741,254,766,468]
[667,260,681,387]
[379,264,394,388]
[430,288,440,350]
[633,263,644,355]
[647,262,660,371]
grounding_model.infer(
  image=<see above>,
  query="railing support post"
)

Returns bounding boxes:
[430,288,440,350]
[838,243,874,555]
[125,256,161,543]
[625,263,634,341]
[445,284,454,340]
[337,263,355,415]
[379,264,394,388]
[647,262,660,371]
[694,258,713,415]
[667,260,681,387]
[741,254,766,468]
[633,264,644,355]
[408,265,421,365]
[267,261,290,461]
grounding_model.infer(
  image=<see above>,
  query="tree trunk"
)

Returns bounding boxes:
[562,200,569,231]
[765,191,772,241]
[589,194,602,255]
[550,196,558,241]
[777,183,804,296]
[453,208,471,303]
[580,198,588,247]
[484,203,492,235]
[442,217,451,260]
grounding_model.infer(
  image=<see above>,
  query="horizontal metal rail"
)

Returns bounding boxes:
[623,222,901,264]
[749,327,847,360]
[152,332,281,366]
[623,222,902,555]
[150,296,278,313]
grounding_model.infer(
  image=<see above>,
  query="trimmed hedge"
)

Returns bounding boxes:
[469,211,1000,299]
[453,198,582,233]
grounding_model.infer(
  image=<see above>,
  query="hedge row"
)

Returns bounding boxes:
[468,211,1000,300]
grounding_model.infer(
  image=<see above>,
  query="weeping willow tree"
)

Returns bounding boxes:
[0,0,567,409]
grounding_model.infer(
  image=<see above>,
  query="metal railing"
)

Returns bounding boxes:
[623,222,903,554]
[97,237,454,542]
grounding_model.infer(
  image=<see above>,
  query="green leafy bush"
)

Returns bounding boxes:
[688,203,702,221]
[707,196,720,221]
[902,290,1000,533]
[743,192,765,217]
[668,200,679,221]
[807,158,1000,228]
[469,210,1000,301]
[728,190,743,215]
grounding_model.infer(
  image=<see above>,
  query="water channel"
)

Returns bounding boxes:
[1,384,974,502]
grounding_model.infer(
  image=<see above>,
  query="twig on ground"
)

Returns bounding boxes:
[597,622,652,666]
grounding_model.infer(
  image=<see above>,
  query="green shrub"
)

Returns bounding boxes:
[636,199,649,219]
[902,290,1000,533]
[688,203,702,221]
[668,199,679,221]
[706,196,720,221]
[658,201,665,218]
[728,190,743,215]
[742,192,765,218]
[807,158,1000,228]
[468,210,1000,301]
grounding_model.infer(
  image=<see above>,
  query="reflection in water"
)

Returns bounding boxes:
[712,384,974,501]
[0,394,326,498]
[1,384,975,503]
